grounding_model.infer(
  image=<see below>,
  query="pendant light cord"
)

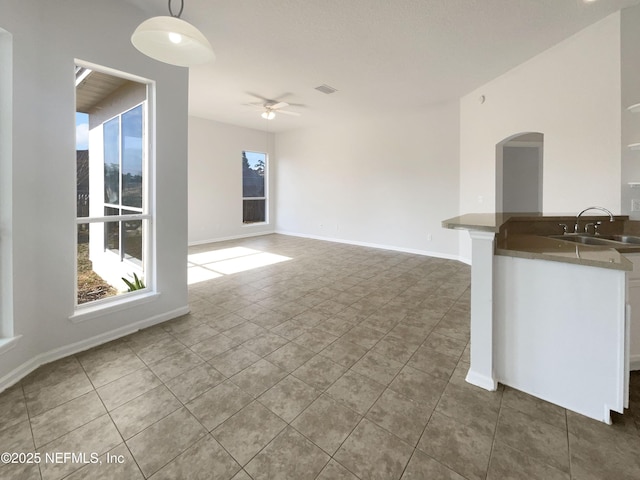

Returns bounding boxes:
[168,0,184,18]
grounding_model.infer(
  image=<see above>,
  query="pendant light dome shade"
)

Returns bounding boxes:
[131,15,215,67]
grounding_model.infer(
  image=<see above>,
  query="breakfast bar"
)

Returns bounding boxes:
[443,213,640,423]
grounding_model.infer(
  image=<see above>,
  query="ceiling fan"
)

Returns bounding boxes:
[249,101,302,120]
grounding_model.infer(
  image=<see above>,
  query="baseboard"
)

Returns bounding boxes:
[465,370,498,391]
[188,230,275,246]
[0,306,189,393]
[275,229,467,263]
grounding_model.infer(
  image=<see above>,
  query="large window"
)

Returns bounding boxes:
[242,150,267,224]
[103,105,144,264]
[76,63,152,307]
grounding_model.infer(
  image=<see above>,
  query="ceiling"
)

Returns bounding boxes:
[124,0,640,133]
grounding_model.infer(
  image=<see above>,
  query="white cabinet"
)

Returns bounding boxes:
[493,255,627,424]
[624,253,640,370]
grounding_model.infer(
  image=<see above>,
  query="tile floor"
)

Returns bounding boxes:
[2,234,640,479]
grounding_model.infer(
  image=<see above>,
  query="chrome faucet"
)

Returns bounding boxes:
[575,206,614,234]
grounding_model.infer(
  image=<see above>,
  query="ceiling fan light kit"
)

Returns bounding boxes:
[131,0,215,67]
[261,111,276,120]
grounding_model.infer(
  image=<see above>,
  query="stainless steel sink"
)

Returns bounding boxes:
[596,235,640,245]
[548,234,640,246]
[548,235,622,246]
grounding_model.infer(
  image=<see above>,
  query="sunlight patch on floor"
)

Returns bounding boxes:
[187,247,292,285]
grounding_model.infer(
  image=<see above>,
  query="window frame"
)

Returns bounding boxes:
[241,150,268,225]
[73,60,155,315]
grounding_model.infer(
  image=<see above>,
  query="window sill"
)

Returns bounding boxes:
[69,291,161,324]
[242,222,269,227]
[0,335,22,356]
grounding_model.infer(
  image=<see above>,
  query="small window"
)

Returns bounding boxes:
[242,150,267,224]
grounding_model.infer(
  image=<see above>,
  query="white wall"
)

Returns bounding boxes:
[275,103,462,259]
[188,117,275,244]
[0,0,189,389]
[0,27,13,338]
[459,12,621,258]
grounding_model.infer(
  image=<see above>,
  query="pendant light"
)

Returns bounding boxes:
[131,0,215,67]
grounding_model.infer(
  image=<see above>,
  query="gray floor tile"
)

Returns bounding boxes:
[31,391,106,448]
[326,370,385,415]
[245,426,330,480]
[367,388,433,446]
[401,450,466,480]
[164,363,225,403]
[213,401,287,465]
[0,420,35,454]
[27,356,88,395]
[487,441,569,480]
[186,381,253,431]
[292,355,347,391]
[229,359,288,397]
[373,336,419,364]
[38,414,122,480]
[293,329,338,353]
[351,351,403,385]
[0,462,41,480]
[502,386,567,430]
[148,349,204,382]
[96,367,162,411]
[334,418,413,480]
[495,406,569,473]
[80,349,146,388]
[172,322,218,346]
[316,459,360,480]
[292,394,361,455]
[23,368,93,417]
[110,385,181,439]
[258,375,320,423]
[64,443,145,480]
[435,381,501,436]
[208,345,261,377]
[264,342,316,372]
[133,336,187,365]
[422,332,468,358]
[319,338,368,368]
[341,325,386,349]
[189,334,239,360]
[16,236,640,480]
[241,331,289,357]
[126,407,207,478]
[0,384,28,432]
[388,364,447,406]
[407,345,458,381]
[149,435,240,480]
[417,412,494,480]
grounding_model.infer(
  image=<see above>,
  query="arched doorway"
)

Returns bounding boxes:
[496,132,544,213]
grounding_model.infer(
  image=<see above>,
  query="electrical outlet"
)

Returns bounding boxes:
[427,234,433,241]
[632,199,640,212]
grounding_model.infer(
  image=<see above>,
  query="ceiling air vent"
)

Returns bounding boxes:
[315,84,338,94]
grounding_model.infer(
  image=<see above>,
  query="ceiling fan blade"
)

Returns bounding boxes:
[270,102,289,110]
[277,110,301,116]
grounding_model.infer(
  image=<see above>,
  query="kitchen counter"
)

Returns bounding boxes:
[442,212,633,423]
[443,213,637,271]
[496,234,633,271]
